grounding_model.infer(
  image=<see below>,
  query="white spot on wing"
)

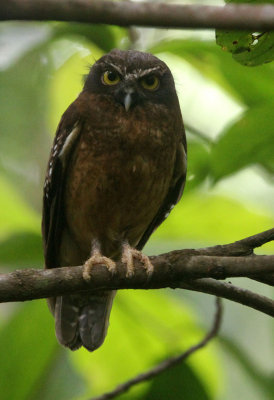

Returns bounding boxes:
[59,123,80,162]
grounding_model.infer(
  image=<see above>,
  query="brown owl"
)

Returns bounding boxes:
[42,49,187,351]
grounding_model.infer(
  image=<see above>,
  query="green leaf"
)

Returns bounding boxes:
[0,232,43,269]
[216,31,253,54]
[210,103,274,181]
[216,0,274,66]
[0,301,57,400]
[216,31,274,67]
[185,140,211,192]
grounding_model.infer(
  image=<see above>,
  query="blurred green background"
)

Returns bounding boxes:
[0,0,273,399]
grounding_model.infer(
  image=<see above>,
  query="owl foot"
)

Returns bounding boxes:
[83,249,116,282]
[121,243,154,278]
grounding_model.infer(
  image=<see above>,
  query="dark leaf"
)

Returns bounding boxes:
[141,361,210,400]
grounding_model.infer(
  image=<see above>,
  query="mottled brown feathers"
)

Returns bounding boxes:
[42,49,187,351]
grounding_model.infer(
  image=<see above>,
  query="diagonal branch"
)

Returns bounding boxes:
[180,279,274,316]
[2,1,274,31]
[89,297,223,400]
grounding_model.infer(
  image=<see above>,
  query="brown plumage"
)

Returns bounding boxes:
[42,49,187,351]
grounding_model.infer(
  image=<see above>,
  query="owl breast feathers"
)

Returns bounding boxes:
[42,49,187,351]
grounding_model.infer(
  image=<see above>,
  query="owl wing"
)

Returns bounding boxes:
[42,103,82,269]
[136,135,187,251]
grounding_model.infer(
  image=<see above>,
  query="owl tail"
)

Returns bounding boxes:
[52,291,116,351]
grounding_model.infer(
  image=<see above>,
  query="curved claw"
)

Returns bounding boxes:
[83,250,116,281]
[121,243,154,278]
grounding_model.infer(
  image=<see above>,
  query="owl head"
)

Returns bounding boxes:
[83,49,177,111]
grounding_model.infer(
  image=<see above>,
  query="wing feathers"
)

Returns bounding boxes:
[42,104,82,269]
[137,137,187,250]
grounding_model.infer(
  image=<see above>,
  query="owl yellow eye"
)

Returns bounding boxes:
[102,71,120,86]
[140,75,159,91]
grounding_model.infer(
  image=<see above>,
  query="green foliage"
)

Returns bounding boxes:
[70,291,220,399]
[211,103,274,180]
[185,140,211,191]
[52,23,125,53]
[0,301,57,400]
[216,0,274,66]
[220,336,274,398]
[0,174,40,238]
[142,361,210,400]
[216,31,274,67]
[150,38,274,106]
[0,15,273,400]
[151,39,274,186]
[0,232,43,269]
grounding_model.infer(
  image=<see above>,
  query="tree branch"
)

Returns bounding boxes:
[2,1,274,31]
[180,279,274,317]
[90,297,223,400]
[0,229,273,316]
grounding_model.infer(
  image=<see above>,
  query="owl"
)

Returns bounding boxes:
[42,49,187,351]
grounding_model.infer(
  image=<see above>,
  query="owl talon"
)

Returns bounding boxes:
[122,244,154,278]
[83,250,116,281]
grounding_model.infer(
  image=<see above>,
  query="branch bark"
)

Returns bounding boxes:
[0,229,273,316]
[2,1,274,31]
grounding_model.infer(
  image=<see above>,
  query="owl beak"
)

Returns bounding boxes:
[124,93,132,112]
[122,87,135,111]
[116,86,136,111]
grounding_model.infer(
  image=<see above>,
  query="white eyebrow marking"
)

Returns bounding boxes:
[137,66,162,77]
[108,63,123,75]
[124,66,164,80]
